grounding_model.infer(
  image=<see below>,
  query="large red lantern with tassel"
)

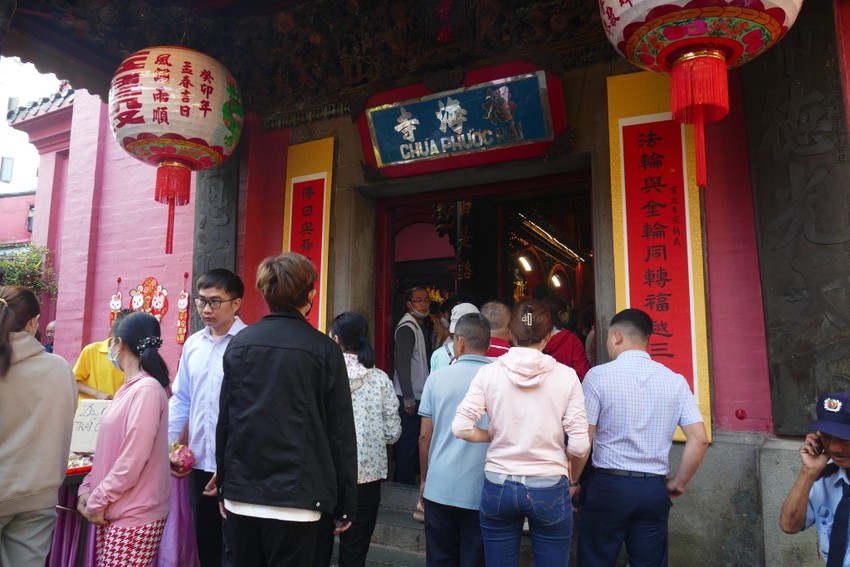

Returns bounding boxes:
[599,0,804,187]
[108,46,243,253]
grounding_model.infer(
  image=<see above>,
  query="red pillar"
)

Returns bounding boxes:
[238,114,290,324]
[704,72,773,432]
[836,0,850,131]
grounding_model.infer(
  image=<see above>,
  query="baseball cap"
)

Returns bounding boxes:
[450,303,479,333]
[808,392,850,441]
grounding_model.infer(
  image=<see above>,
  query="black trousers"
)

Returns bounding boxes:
[423,498,485,567]
[189,469,232,567]
[314,480,382,567]
[394,397,420,485]
[226,510,321,566]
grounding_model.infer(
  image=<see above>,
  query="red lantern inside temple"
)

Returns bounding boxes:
[108,46,243,253]
[599,0,805,187]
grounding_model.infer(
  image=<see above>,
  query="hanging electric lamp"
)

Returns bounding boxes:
[108,46,243,253]
[599,0,804,187]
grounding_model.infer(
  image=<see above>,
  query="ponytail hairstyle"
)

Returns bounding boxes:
[508,298,553,347]
[0,286,41,377]
[111,311,170,389]
[330,311,375,368]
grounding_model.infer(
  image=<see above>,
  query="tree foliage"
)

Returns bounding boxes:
[0,244,58,298]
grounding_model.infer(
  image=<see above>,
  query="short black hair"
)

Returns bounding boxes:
[609,308,653,342]
[454,313,491,353]
[405,286,427,303]
[197,268,244,298]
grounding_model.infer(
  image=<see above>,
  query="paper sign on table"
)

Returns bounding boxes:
[70,399,111,454]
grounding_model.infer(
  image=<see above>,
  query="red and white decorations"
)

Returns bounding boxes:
[599,0,804,187]
[109,277,123,328]
[176,272,189,345]
[108,46,244,253]
[129,276,169,320]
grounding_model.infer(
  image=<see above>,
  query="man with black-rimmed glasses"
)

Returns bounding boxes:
[169,268,246,567]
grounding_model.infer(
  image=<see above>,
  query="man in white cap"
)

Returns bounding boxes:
[781,392,850,566]
[430,303,480,371]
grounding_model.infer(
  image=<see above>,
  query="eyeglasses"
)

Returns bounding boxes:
[194,297,237,310]
[410,298,431,304]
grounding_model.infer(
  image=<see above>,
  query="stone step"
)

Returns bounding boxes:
[371,508,427,554]
[380,481,420,512]
[370,502,537,566]
[330,542,426,567]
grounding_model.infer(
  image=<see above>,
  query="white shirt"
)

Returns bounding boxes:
[168,317,247,472]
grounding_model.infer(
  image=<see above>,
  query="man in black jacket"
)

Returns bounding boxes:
[215,253,357,566]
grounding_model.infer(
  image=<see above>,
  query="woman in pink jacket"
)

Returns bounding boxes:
[78,312,171,566]
[453,299,590,567]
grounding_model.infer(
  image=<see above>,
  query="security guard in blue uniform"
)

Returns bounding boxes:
[781,392,850,566]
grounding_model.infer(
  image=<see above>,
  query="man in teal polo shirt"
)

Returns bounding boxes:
[418,313,492,567]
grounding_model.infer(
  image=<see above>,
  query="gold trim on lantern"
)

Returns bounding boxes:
[157,161,192,171]
[674,49,727,66]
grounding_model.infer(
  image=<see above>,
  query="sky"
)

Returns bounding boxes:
[0,56,62,194]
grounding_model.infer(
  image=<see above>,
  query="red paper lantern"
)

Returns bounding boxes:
[599,0,804,187]
[108,46,243,253]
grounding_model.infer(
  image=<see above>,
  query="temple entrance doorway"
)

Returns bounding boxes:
[375,171,595,371]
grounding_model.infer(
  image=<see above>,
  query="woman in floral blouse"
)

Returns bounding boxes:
[314,312,402,567]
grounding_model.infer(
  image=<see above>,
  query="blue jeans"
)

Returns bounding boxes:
[478,477,572,567]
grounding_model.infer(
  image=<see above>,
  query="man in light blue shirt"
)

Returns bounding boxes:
[781,392,850,566]
[419,312,491,567]
[169,268,247,567]
[577,308,708,567]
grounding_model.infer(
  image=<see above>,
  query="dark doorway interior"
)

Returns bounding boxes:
[379,173,594,370]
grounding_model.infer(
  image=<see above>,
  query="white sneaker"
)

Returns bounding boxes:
[413,499,425,523]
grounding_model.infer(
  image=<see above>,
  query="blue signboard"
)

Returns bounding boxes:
[365,72,554,168]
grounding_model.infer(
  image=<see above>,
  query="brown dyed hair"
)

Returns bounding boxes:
[508,298,553,347]
[255,253,317,313]
[0,286,41,377]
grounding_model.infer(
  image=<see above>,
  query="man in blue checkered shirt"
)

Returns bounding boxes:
[576,308,708,566]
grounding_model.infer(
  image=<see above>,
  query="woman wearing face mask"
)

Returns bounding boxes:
[77,312,171,566]
[314,311,402,567]
[0,286,76,566]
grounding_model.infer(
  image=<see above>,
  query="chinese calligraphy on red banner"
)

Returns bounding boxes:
[283,137,335,332]
[286,175,327,330]
[622,118,695,390]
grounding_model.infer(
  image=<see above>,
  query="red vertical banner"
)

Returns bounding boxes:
[622,119,695,389]
[609,72,710,440]
[286,175,327,330]
[283,137,335,332]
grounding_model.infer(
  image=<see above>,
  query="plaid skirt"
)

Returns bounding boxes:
[95,516,167,567]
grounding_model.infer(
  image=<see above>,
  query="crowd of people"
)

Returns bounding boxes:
[395,289,708,567]
[0,254,847,566]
